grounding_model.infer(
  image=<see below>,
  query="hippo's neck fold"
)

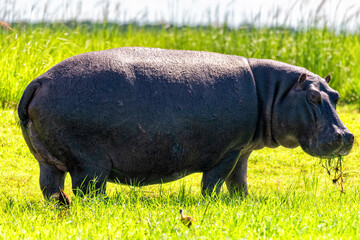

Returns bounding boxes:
[248,58,306,149]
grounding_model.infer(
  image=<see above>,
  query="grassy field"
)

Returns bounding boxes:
[1,104,360,239]
[1,20,360,239]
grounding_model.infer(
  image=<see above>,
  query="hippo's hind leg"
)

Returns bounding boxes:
[201,151,240,196]
[69,163,110,197]
[39,162,66,199]
[225,151,251,196]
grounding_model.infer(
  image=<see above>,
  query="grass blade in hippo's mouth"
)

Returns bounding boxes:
[320,156,345,193]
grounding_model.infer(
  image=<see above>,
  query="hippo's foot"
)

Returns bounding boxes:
[50,189,71,206]
[39,162,67,200]
[201,151,240,196]
[225,151,251,197]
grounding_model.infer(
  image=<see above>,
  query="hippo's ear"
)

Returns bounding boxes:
[324,74,331,84]
[297,73,307,86]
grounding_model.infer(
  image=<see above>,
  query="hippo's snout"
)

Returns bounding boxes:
[335,130,354,144]
[344,131,354,145]
[340,130,354,155]
[305,128,355,158]
[330,130,354,156]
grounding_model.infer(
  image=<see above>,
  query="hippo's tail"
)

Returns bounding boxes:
[18,80,41,128]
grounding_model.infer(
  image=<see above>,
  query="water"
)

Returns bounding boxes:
[1,0,360,30]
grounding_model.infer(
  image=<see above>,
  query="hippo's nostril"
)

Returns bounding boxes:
[336,133,343,141]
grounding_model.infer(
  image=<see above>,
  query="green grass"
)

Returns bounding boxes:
[1,105,360,239]
[1,23,360,108]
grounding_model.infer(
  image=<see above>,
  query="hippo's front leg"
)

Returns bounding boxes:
[201,151,240,195]
[225,151,251,196]
[39,162,67,199]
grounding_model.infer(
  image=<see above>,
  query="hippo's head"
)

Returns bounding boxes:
[272,73,354,157]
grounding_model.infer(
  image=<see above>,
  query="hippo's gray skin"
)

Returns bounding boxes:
[18,47,354,198]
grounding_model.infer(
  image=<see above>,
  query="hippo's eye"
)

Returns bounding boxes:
[307,91,322,105]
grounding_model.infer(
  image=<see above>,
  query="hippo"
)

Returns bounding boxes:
[18,47,354,199]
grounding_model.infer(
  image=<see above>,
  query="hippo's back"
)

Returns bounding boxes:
[24,47,258,183]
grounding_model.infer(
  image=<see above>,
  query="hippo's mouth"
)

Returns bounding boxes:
[300,139,353,158]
